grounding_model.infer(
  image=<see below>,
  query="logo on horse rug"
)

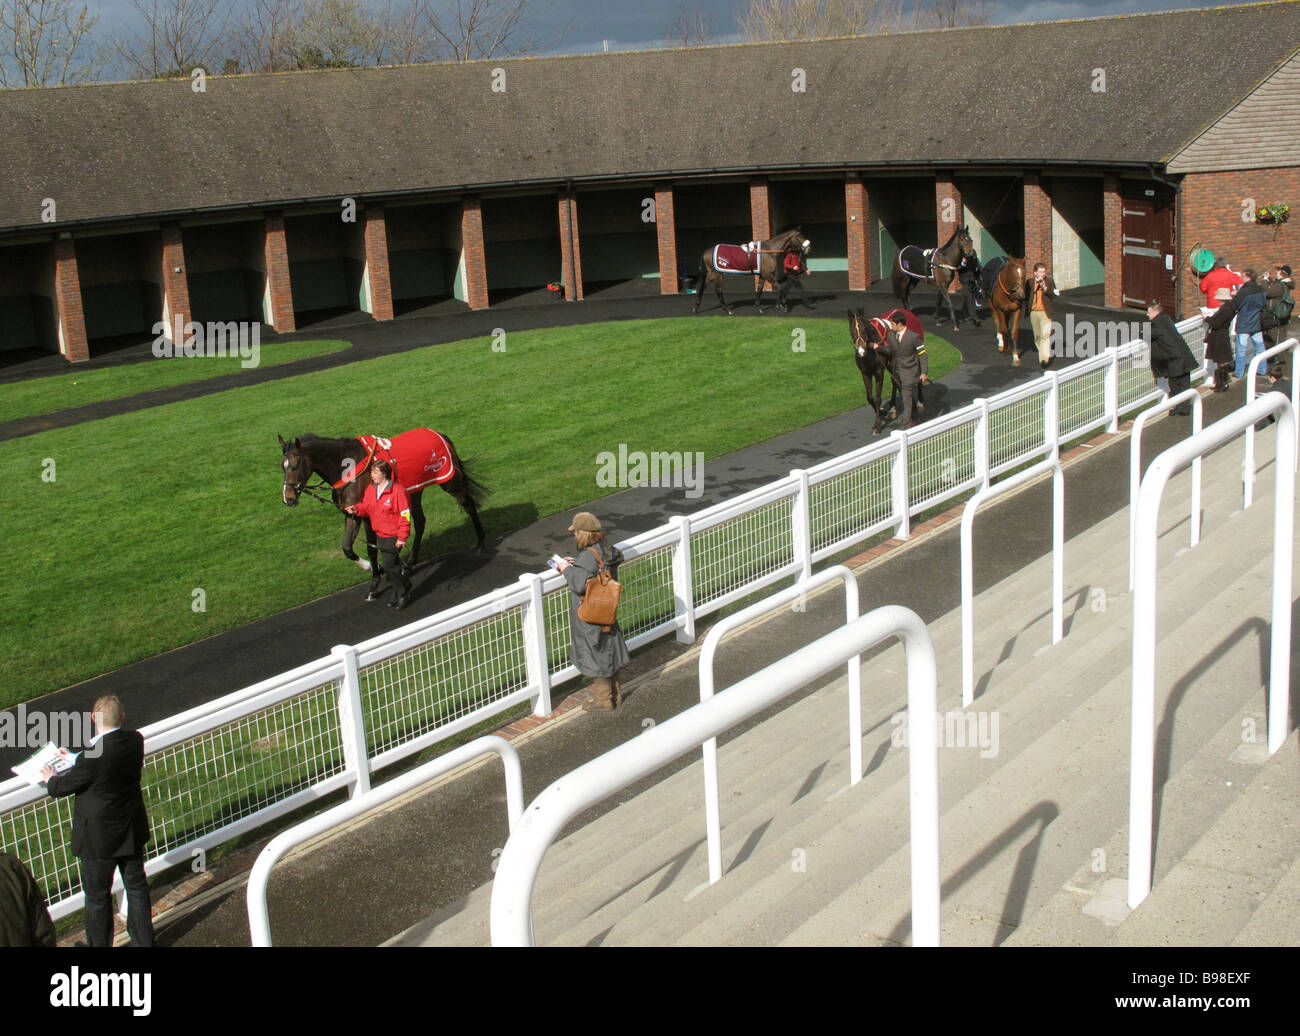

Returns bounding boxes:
[356,429,457,491]
[711,243,762,275]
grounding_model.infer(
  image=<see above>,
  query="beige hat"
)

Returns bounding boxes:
[1214,287,1232,301]
[568,511,602,533]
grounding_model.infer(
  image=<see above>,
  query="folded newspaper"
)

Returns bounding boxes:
[10,742,78,787]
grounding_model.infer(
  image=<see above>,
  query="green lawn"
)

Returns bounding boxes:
[0,340,353,423]
[0,317,958,706]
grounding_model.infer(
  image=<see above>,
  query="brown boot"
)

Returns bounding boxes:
[583,678,615,711]
[611,669,624,708]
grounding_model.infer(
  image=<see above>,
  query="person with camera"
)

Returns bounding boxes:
[1022,262,1060,368]
[554,512,629,711]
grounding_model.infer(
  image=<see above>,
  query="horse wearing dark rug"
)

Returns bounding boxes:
[891,225,976,331]
[848,307,925,434]
[279,429,487,599]
[694,227,810,315]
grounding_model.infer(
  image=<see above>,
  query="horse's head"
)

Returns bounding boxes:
[279,434,310,508]
[1005,256,1027,302]
[848,307,886,359]
[958,225,975,258]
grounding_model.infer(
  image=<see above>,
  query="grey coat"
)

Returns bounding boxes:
[563,541,630,678]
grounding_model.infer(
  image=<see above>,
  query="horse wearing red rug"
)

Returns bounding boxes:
[694,227,810,315]
[280,428,487,600]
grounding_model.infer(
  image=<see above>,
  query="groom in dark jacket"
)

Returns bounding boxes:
[1145,300,1197,416]
[42,695,153,947]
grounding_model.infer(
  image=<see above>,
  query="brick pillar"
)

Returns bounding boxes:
[263,213,296,332]
[460,195,490,310]
[935,173,962,246]
[362,205,394,321]
[557,188,585,301]
[845,177,872,291]
[654,184,678,294]
[1103,174,1123,309]
[160,223,192,335]
[1024,171,1053,268]
[750,179,771,294]
[53,236,89,363]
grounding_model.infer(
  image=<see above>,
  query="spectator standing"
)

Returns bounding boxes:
[41,695,153,947]
[555,513,630,711]
[1203,289,1237,391]
[1198,259,1243,311]
[1232,269,1268,379]
[1022,262,1060,368]
[1262,264,1295,348]
[0,851,56,947]
[1145,300,1197,416]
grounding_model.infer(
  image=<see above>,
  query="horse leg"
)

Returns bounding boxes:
[1011,309,1023,366]
[754,273,765,314]
[342,512,372,571]
[939,273,959,332]
[693,262,707,314]
[716,273,732,316]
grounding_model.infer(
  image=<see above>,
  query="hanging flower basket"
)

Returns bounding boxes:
[1255,203,1290,226]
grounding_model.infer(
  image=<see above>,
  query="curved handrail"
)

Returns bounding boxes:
[961,456,1064,706]
[697,565,859,885]
[490,606,941,947]
[1128,393,1295,909]
[248,735,523,946]
[1244,337,1299,507]
[1128,388,1202,591]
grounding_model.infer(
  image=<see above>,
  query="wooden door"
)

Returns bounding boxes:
[1121,184,1176,312]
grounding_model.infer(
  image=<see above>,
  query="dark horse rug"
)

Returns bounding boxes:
[980,256,1008,303]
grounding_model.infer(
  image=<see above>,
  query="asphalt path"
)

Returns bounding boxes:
[1,279,1138,770]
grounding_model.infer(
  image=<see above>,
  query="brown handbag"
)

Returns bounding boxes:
[576,546,622,631]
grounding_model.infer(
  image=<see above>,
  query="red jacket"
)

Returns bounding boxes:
[354,480,411,540]
[1199,267,1243,309]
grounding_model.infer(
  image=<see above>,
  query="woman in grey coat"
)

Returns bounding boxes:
[555,512,630,711]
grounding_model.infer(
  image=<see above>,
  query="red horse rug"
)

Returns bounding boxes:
[354,429,457,491]
[711,243,762,274]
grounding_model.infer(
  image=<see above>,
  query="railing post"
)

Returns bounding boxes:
[330,644,371,798]
[670,515,696,644]
[973,398,990,490]
[791,469,812,580]
[1046,371,1061,461]
[518,574,553,718]
[1104,345,1120,433]
[891,430,911,539]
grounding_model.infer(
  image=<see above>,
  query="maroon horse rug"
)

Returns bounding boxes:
[341,429,458,491]
[865,308,925,345]
[711,243,762,275]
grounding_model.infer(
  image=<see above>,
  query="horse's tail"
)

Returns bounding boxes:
[455,454,489,510]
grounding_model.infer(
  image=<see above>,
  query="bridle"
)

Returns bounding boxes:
[282,451,337,506]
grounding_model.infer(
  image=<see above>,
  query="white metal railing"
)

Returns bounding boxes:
[1243,338,1299,507]
[0,316,1207,917]
[961,457,1063,707]
[697,566,859,885]
[489,605,941,946]
[1128,389,1203,591]
[247,735,523,946]
[1127,393,1295,910]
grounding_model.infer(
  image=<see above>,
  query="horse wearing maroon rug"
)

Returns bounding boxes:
[848,308,926,433]
[694,227,810,315]
[279,429,487,599]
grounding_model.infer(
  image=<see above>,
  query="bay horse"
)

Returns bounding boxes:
[279,430,487,600]
[694,227,810,315]
[891,225,976,331]
[848,307,925,434]
[987,256,1028,364]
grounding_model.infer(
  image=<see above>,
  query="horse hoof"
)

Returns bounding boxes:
[355,559,372,572]
[364,591,381,602]
[474,543,489,558]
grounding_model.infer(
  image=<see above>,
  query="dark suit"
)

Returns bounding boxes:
[46,728,153,946]
[879,328,928,427]
[1147,313,1197,415]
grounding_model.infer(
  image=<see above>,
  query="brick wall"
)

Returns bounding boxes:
[845,178,872,291]
[557,189,585,301]
[1178,167,1300,313]
[263,213,296,331]
[750,179,771,292]
[460,196,490,309]
[160,222,191,332]
[1104,174,1123,308]
[1023,171,1052,268]
[53,236,88,363]
[935,173,962,246]
[362,205,395,320]
[655,184,677,294]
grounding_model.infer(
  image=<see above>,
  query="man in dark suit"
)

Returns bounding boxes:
[1145,300,1197,416]
[877,311,930,428]
[41,695,153,947]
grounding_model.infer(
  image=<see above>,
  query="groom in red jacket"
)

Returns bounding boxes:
[346,459,414,609]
